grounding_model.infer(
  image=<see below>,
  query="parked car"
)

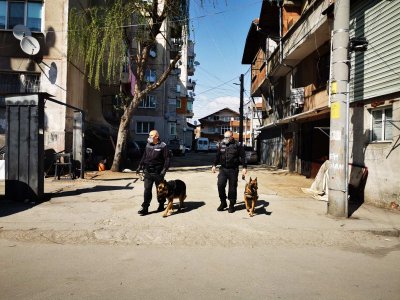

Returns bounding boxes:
[168,138,185,156]
[195,137,209,152]
[244,146,258,164]
[209,141,218,152]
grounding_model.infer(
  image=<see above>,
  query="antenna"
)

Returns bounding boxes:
[12,24,32,40]
[20,36,41,55]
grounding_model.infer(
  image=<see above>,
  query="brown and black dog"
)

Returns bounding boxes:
[157,179,187,218]
[243,177,258,217]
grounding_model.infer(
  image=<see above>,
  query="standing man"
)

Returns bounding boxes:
[136,130,170,216]
[211,130,247,213]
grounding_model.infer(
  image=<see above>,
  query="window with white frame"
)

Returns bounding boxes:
[0,1,43,31]
[220,125,231,134]
[371,107,393,142]
[139,95,156,108]
[136,121,154,134]
[169,122,176,135]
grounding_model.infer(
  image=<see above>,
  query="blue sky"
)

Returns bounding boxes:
[189,0,262,123]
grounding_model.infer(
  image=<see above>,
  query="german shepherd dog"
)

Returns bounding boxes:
[243,177,258,217]
[157,179,187,218]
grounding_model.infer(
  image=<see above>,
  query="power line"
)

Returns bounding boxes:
[196,76,239,95]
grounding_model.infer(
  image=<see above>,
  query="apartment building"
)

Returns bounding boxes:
[242,0,400,208]
[0,0,75,152]
[198,107,251,144]
[101,3,196,149]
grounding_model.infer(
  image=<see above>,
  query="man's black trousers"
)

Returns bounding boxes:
[217,167,239,203]
[142,171,165,208]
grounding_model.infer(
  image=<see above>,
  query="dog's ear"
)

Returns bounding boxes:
[254,177,257,182]
[249,177,252,181]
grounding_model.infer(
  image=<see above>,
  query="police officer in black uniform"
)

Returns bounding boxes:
[212,130,247,213]
[136,130,170,216]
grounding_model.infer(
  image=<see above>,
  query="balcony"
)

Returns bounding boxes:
[187,65,195,76]
[268,0,332,81]
[187,79,196,90]
[250,49,268,97]
[187,91,195,101]
[188,40,195,58]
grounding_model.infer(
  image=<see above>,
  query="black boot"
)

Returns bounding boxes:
[138,207,148,216]
[157,203,165,212]
[217,200,227,211]
[228,200,235,213]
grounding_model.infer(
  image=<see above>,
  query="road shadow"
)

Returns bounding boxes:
[235,200,272,216]
[168,166,211,173]
[161,200,206,217]
[49,185,134,199]
[348,168,369,217]
[0,198,36,217]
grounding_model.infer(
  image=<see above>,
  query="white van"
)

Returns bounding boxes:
[195,137,209,152]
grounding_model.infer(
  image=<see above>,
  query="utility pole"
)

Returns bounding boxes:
[328,0,350,217]
[239,74,244,145]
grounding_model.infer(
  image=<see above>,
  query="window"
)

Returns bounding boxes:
[136,121,154,134]
[176,99,181,108]
[27,1,42,31]
[169,122,176,135]
[213,115,219,121]
[220,125,231,134]
[371,107,393,142]
[139,95,156,108]
[0,72,40,93]
[1,1,42,31]
[0,1,6,29]
[187,100,193,112]
[145,69,156,83]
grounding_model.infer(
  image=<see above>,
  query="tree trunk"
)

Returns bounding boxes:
[110,112,131,172]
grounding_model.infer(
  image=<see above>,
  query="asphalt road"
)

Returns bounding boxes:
[0,152,399,299]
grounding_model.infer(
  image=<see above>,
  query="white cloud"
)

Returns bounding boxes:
[192,95,240,123]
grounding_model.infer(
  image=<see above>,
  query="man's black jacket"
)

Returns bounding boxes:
[139,141,170,173]
[213,139,247,169]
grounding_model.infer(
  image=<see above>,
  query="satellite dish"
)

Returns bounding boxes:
[20,36,40,55]
[194,61,200,66]
[13,24,32,40]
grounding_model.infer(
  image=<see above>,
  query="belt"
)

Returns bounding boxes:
[145,165,162,173]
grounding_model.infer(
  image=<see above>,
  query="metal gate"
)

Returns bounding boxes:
[5,93,45,201]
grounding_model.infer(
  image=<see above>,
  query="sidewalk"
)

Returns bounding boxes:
[0,167,399,247]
